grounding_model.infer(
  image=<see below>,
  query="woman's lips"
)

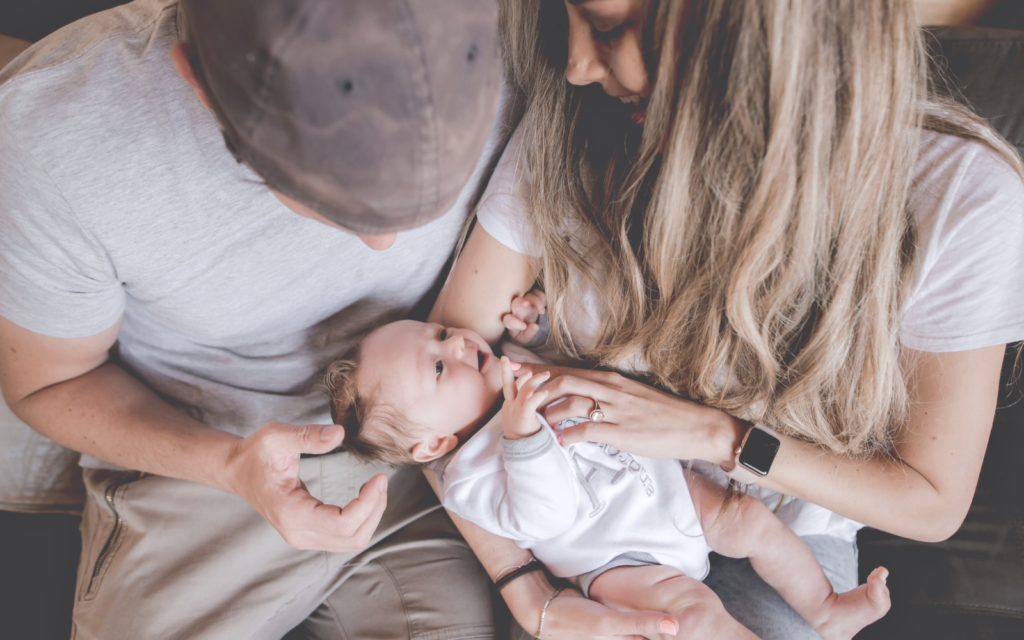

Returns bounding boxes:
[619,95,648,126]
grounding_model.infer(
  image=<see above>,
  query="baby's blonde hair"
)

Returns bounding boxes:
[323,343,422,467]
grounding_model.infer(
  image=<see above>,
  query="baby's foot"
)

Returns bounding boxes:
[815,567,891,640]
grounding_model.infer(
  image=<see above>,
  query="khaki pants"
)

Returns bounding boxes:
[71,455,496,640]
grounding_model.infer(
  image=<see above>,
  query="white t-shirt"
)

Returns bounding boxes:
[476,126,1024,541]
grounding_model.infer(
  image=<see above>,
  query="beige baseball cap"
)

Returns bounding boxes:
[181,0,501,233]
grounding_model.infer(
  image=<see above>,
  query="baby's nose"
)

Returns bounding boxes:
[449,334,466,355]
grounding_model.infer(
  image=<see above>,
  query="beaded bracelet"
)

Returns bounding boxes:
[536,588,562,639]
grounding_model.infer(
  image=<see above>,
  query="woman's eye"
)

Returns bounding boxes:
[592,23,626,43]
[439,328,448,341]
[435,360,444,379]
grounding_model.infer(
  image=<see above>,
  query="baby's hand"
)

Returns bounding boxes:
[502,289,546,344]
[501,355,550,440]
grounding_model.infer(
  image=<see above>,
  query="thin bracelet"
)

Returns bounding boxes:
[536,588,562,639]
[493,560,544,592]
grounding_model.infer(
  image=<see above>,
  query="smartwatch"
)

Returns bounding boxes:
[727,423,781,485]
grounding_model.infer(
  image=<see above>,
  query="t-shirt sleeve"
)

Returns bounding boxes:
[475,125,543,257]
[900,134,1024,352]
[0,117,124,338]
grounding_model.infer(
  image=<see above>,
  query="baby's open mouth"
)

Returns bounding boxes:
[478,351,489,372]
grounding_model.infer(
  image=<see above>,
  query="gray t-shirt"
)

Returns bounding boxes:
[0,0,510,487]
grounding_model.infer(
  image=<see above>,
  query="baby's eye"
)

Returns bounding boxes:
[439,328,448,341]
[435,360,444,379]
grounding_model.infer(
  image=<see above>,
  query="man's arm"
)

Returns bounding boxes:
[0,314,387,552]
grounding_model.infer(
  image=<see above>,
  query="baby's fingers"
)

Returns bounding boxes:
[502,312,529,333]
[523,290,546,316]
[501,356,518,402]
[520,370,550,397]
[523,389,550,415]
[514,370,535,392]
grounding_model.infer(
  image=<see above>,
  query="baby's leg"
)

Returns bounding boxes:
[685,470,890,640]
[589,564,757,640]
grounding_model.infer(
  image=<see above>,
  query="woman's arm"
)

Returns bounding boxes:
[428,224,675,637]
[428,223,538,346]
[535,344,1006,542]
[756,345,1004,542]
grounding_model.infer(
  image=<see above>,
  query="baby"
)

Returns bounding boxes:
[324,313,890,640]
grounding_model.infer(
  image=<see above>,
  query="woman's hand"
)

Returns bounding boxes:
[514,364,747,466]
[502,569,677,640]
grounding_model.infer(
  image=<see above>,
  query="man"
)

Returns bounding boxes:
[0,0,507,637]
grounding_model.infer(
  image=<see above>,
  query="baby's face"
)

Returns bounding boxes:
[358,320,503,446]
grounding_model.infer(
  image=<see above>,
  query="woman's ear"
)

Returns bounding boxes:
[411,434,459,463]
[170,42,212,109]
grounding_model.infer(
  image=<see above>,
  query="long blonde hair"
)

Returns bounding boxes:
[500,0,1024,456]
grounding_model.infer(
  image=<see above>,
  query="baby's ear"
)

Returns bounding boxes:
[411,434,459,463]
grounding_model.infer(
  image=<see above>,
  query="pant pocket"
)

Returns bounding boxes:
[80,471,143,602]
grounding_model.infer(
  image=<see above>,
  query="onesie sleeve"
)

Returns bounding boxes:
[0,117,124,338]
[475,125,543,258]
[440,419,579,542]
[900,134,1024,352]
[497,426,579,541]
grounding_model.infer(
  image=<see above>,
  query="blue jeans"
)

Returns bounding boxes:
[704,534,859,639]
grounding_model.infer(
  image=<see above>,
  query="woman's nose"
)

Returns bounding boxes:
[565,15,608,86]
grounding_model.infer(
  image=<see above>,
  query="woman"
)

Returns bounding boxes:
[429,0,1024,637]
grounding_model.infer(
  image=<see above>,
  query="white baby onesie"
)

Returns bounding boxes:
[436,413,712,582]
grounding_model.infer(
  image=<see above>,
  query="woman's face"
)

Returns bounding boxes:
[564,0,650,124]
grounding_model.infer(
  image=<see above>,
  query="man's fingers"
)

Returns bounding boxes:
[288,473,387,542]
[279,423,344,455]
[346,474,390,546]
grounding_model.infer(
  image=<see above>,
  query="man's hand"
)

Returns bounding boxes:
[501,356,550,440]
[502,289,547,344]
[223,421,388,552]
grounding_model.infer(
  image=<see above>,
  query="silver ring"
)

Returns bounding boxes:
[589,400,605,423]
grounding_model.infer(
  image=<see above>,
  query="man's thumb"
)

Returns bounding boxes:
[292,424,344,454]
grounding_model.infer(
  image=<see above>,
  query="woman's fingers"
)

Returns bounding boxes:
[544,591,677,640]
[559,420,624,449]
[542,394,599,424]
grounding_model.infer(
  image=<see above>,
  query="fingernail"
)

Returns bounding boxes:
[659,620,678,635]
[379,476,388,493]
[321,425,340,442]
[510,362,521,370]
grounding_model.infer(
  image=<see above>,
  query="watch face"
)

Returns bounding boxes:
[738,427,781,476]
